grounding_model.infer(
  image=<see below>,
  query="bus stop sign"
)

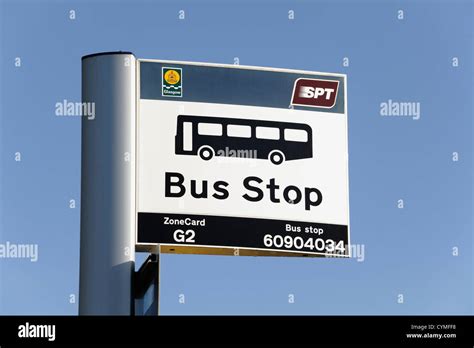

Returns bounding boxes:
[136,60,350,258]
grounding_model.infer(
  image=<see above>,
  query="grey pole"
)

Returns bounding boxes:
[79,52,136,315]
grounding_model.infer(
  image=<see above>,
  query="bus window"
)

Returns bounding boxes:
[256,126,279,140]
[284,128,308,142]
[183,122,193,151]
[227,124,251,138]
[198,123,222,136]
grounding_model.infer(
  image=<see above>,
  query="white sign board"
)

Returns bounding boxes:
[136,60,350,257]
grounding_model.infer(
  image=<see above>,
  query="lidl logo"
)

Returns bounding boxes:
[162,67,182,97]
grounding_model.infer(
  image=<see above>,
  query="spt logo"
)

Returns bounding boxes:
[291,78,339,108]
[162,67,183,97]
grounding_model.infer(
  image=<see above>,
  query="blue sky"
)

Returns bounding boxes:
[0,0,472,315]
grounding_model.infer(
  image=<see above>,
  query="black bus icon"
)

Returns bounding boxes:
[175,115,313,165]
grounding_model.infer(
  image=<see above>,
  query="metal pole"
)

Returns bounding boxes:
[134,253,160,315]
[79,52,136,315]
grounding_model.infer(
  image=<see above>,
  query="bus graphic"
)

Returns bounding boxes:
[175,115,313,165]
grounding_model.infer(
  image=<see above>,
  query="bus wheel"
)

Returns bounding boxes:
[269,150,285,165]
[198,146,214,161]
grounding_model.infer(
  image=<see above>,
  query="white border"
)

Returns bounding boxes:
[135,58,140,254]
[290,77,340,109]
[343,74,351,257]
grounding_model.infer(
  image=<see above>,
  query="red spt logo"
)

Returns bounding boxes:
[291,78,339,108]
